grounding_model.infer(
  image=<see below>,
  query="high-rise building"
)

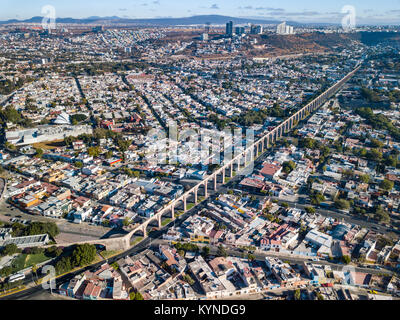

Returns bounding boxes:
[201,33,209,41]
[276,22,294,35]
[235,26,245,36]
[92,26,104,33]
[276,22,287,35]
[250,24,263,35]
[226,21,233,36]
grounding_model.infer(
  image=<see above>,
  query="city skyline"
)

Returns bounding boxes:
[1,0,400,25]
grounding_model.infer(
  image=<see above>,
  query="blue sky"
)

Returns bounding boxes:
[2,0,400,24]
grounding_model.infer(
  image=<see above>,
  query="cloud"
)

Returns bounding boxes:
[210,4,220,10]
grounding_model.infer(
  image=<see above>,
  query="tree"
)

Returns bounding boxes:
[247,254,256,261]
[31,264,39,282]
[130,291,144,300]
[29,222,59,238]
[305,206,316,214]
[374,206,390,224]
[183,274,195,286]
[334,199,351,211]
[71,244,96,267]
[282,161,296,174]
[1,243,20,256]
[55,256,72,275]
[342,255,351,264]
[359,174,370,184]
[310,191,325,205]
[202,246,210,257]
[45,246,63,258]
[105,151,113,159]
[380,179,394,192]
[35,148,44,158]
[385,155,397,167]
[217,245,227,258]
[294,289,301,300]
[367,149,382,161]
[74,161,83,169]
[370,138,384,149]
[70,114,87,124]
[111,262,119,271]
[0,266,13,277]
[133,171,140,179]
[87,146,101,158]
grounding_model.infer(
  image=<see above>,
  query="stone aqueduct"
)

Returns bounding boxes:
[49,63,362,252]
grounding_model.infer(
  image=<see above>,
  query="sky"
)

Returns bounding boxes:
[2,0,400,24]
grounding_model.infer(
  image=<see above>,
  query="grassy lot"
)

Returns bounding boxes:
[9,253,52,273]
[100,250,123,259]
[33,140,65,151]
[130,237,143,246]
[10,254,27,272]
[24,253,51,268]
[187,203,195,210]
[175,211,184,218]
[162,218,172,227]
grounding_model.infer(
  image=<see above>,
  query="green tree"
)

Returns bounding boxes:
[55,256,72,275]
[74,161,83,169]
[35,148,44,158]
[342,255,351,264]
[282,161,296,174]
[334,199,351,211]
[380,179,394,191]
[281,202,289,209]
[248,254,256,261]
[105,151,113,159]
[359,174,370,184]
[71,244,96,267]
[1,243,20,256]
[217,245,228,258]
[87,146,101,158]
[183,274,195,286]
[202,246,210,257]
[305,206,316,214]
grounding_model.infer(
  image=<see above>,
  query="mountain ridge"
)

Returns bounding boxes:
[0,14,332,26]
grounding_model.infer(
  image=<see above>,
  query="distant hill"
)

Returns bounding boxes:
[0,14,297,26]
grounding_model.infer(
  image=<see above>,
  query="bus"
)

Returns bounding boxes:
[8,273,25,283]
